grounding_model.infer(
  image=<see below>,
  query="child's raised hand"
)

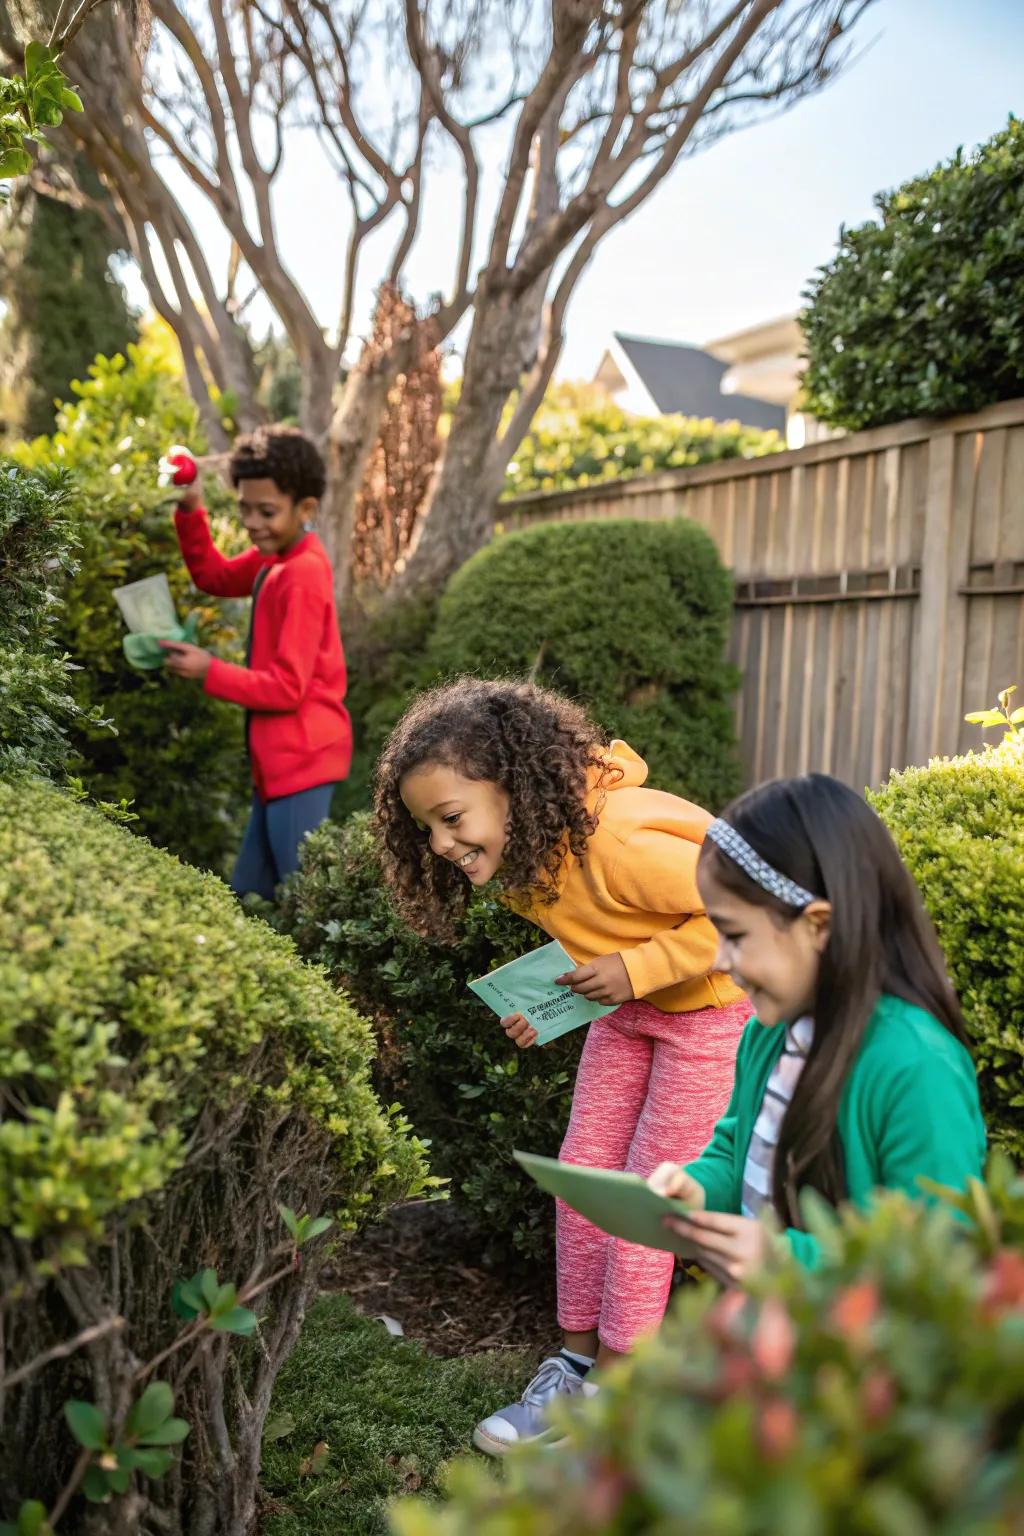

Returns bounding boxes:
[500,1011,538,1050]
[175,477,203,514]
[555,952,634,1006]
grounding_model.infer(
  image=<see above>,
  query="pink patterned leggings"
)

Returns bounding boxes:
[557,996,750,1353]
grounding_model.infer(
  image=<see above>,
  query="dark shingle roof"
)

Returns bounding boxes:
[614,333,785,432]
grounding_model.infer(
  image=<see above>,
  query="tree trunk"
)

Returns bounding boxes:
[399,272,549,595]
[322,319,435,617]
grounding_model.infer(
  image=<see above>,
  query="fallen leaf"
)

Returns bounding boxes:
[263,1412,296,1443]
[299,1441,330,1478]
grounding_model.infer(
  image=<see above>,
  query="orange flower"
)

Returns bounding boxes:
[861,1370,897,1424]
[757,1397,799,1461]
[752,1296,796,1381]
[982,1249,1024,1316]
[830,1281,880,1340]
[709,1288,749,1343]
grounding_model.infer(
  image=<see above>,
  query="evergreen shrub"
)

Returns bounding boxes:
[802,118,1024,430]
[0,776,430,1531]
[0,463,106,776]
[871,726,1024,1160]
[426,518,742,812]
[14,343,250,871]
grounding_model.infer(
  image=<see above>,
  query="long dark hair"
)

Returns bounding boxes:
[373,678,609,941]
[700,774,970,1228]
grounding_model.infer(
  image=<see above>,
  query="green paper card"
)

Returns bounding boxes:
[514,1151,694,1255]
[468,939,615,1045]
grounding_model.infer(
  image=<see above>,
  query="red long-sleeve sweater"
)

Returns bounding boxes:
[175,507,352,801]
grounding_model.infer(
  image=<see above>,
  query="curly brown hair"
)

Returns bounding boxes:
[229,424,326,503]
[373,678,610,941]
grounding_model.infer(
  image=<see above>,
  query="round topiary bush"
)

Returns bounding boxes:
[392,1165,1024,1535]
[870,731,1024,1161]
[426,517,742,812]
[280,812,583,1265]
[801,117,1024,430]
[0,776,430,1534]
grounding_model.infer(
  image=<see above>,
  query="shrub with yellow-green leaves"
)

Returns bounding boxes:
[12,342,249,872]
[871,726,1024,1161]
[0,775,431,1534]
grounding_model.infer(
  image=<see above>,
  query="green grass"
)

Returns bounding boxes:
[260,1295,529,1535]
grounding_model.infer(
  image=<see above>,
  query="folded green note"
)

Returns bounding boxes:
[468,939,616,1045]
[122,615,199,671]
[114,573,198,671]
[514,1151,694,1255]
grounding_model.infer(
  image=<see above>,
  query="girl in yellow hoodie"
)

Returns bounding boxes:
[375,678,750,1455]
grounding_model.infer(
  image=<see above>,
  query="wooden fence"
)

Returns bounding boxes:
[500,398,1024,790]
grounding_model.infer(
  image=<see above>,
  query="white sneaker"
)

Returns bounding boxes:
[472,1356,588,1457]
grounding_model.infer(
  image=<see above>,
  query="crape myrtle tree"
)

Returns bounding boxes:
[1,0,874,609]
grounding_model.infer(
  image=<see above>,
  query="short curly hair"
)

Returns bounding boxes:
[229,424,326,502]
[373,678,611,941]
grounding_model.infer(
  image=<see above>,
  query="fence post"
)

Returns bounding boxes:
[909,430,970,764]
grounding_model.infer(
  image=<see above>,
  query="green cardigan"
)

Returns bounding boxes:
[686,994,987,1269]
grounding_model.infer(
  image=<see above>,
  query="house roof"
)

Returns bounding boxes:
[610,333,786,432]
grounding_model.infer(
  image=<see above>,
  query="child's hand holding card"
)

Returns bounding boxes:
[468,940,616,1046]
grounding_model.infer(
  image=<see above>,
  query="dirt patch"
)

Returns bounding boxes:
[324,1200,560,1360]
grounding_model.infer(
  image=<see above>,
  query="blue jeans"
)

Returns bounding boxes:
[231,782,339,901]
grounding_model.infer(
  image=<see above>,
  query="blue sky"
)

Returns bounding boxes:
[138,0,1022,383]
[554,0,1024,376]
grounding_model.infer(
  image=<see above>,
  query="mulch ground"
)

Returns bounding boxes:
[323,1200,560,1360]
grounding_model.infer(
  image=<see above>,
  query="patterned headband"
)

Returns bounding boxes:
[705,819,819,909]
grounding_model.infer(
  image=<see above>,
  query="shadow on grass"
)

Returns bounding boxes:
[260,1294,531,1535]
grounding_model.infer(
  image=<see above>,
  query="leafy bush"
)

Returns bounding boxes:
[802,117,1024,430]
[504,382,782,497]
[871,727,1024,1161]
[0,464,107,776]
[0,775,430,1531]
[393,1162,1024,1535]
[12,342,250,872]
[427,518,742,811]
[280,812,582,1264]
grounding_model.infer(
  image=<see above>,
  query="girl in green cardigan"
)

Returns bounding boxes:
[649,773,986,1278]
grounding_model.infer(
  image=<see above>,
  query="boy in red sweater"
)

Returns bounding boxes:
[162,425,352,900]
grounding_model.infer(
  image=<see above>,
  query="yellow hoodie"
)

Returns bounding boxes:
[512,741,744,1014]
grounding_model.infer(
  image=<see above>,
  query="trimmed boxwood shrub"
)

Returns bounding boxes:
[280,812,581,1265]
[802,117,1024,430]
[13,342,250,873]
[871,733,1024,1161]
[0,776,430,1532]
[393,1163,1024,1535]
[427,518,742,812]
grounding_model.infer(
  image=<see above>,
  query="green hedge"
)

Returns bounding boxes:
[871,734,1024,1160]
[393,1163,1024,1535]
[0,776,429,1528]
[280,812,582,1264]
[13,343,250,872]
[504,382,782,497]
[802,117,1024,430]
[0,464,107,777]
[427,518,742,812]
